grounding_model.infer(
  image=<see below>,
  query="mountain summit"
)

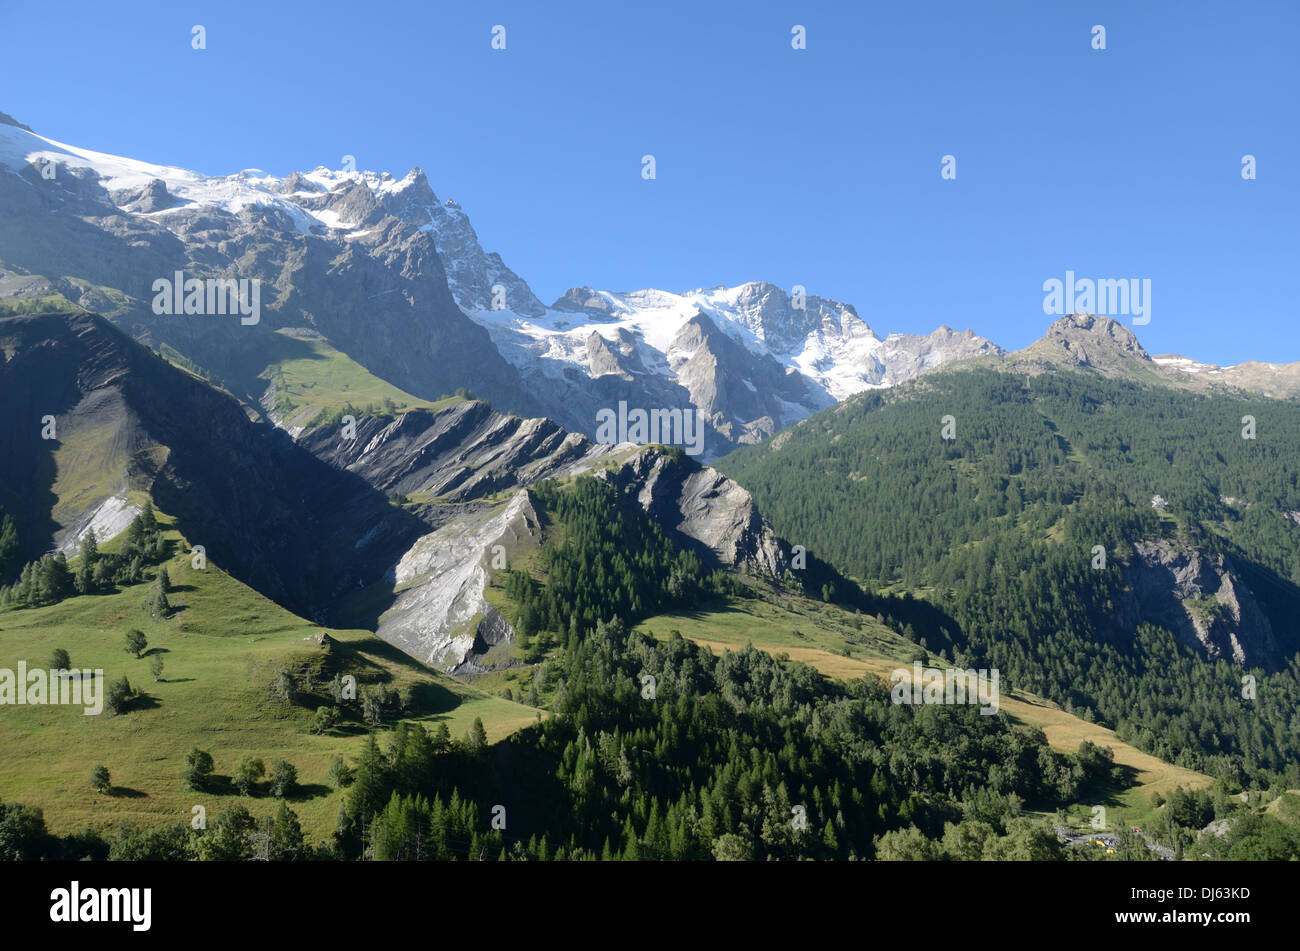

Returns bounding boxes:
[4,114,1296,460]
[0,116,1005,459]
[1012,313,1154,376]
[1000,314,1300,398]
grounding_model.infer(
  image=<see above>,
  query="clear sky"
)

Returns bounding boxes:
[3,0,1296,363]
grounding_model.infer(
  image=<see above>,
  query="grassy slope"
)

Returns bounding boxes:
[632,596,1211,828]
[0,511,539,842]
[48,410,158,534]
[0,293,74,316]
[255,330,453,428]
[159,328,460,430]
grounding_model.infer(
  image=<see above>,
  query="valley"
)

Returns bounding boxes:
[0,98,1297,864]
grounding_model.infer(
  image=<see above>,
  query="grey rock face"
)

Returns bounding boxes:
[301,397,792,671]
[55,496,142,555]
[552,286,619,319]
[880,326,1004,381]
[720,281,864,355]
[596,447,791,577]
[1011,313,1155,377]
[300,399,618,504]
[0,266,57,301]
[274,172,324,196]
[1051,313,1148,358]
[299,400,623,671]
[0,128,533,420]
[375,441,795,673]
[0,111,33,132]
[110,178,177,213]
[1120,538,1282,668]
[381,489,542,672]
[491,309,835,461]
[384,168,546,318]
[669,311,834,448]
[586,328,644,379]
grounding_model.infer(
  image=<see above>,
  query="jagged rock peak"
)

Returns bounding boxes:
[1044,313,1149,357]
[552,286,619,317]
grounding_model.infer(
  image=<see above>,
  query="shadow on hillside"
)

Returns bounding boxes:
[1076,763,1143,807]
[344,635,422,668]
[219,331,325,402]
[225,783,333,803]
[326,722,369,737]
[285,783,331,803]
[334,637,467,703]
[149,391,433,634]
[106,787,147,799]
[406,679,460,715]
[201,775,235,796]
[294,693,329,713]
[645,606,716,628]
[1229,551,1300,661]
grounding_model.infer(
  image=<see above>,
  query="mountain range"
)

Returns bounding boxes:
[0,112,1006,457]
[5,111,1296,459]
[4,109,1300,675]
[3,109,1300,862]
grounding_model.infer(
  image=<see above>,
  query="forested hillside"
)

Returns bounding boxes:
[337,617,1110,861]
[719,368,1300,786]
[503,477,725,654]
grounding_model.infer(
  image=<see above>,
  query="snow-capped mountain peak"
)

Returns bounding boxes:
[0,113,1006,458]
[464,278,1001,415]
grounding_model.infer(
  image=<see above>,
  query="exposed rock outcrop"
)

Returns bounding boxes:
[55,495,142,555]
[380,490,542,673]
[1120,538,1282,668]
[1009,313,1155,378]
[595,447,790,578]
[299,397,794,671]
[669,311,830,448]
[299,399,620,505]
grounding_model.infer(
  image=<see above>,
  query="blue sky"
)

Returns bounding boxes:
[3,0,1296,363]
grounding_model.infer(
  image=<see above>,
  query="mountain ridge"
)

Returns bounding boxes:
[0,115,1006,459]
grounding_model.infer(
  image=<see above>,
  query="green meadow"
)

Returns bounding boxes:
[252,330,456,427]
[0,512,538,843]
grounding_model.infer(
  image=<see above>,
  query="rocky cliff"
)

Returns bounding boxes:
[1120,538,1285,669]
[299,399,795,671]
